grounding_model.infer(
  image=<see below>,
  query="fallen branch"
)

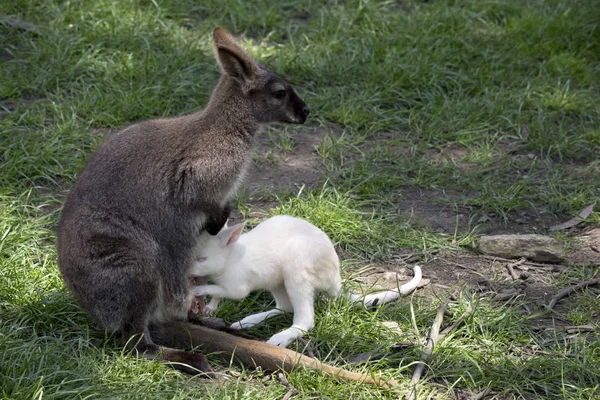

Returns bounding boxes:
[406,299,449,400]
[547,274,600,310]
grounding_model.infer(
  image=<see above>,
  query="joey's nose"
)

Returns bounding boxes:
[302,104,310,117]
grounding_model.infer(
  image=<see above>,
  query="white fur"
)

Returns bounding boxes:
[190,215,422,348]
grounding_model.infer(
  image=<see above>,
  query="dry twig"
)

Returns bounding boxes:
[439,258,486,278]
[506,257,525,280]
[295,337,316,359]
[479,255,566,270]
[547,274,600,310]
[277,372,298,400]
[472,386,492,400]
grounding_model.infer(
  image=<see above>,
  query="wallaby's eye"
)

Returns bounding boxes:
[273,90,286,100]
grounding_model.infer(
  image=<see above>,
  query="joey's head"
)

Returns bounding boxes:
[193,222,246,277]
[212,27,310,125]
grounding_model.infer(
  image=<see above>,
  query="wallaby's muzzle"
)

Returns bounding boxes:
[288,90,310,124]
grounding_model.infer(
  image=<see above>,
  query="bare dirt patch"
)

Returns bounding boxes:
[244,127,326,191]
[395,187,562,235]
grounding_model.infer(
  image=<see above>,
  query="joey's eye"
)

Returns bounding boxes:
[196,257,207,263]
[273,90,286,100]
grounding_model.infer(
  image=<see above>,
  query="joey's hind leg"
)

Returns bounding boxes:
[266,285,315,348]
[230,286,292,330]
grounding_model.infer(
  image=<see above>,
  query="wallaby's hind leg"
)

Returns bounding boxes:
[122,319,215,377]
[266,285,315,347]
[230,286,292,330]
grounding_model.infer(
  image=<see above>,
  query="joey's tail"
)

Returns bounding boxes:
[150,321,396,388]
[347,265,422,307]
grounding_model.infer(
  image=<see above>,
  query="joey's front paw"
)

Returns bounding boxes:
[202,304,216,316]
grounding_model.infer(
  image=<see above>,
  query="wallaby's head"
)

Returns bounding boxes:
[212,27,310,125]
[192,221,246,276]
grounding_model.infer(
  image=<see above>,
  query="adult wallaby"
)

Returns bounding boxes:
[58,27,313,375]
[190,215,423,348]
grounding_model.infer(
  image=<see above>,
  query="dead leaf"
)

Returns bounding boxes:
[549,202,596,231]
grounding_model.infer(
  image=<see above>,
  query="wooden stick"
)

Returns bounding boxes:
[296,337,316,359]
[439,304,473,341]
[547,274,600,310]
[277,372,298,400]
[472,386,492,400]
[406,299,449,400]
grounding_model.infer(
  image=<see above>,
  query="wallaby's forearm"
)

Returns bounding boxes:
[150,321,396,388]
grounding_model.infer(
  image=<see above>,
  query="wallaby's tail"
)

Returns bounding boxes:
[348,265,422,307]
[150,321,396,388]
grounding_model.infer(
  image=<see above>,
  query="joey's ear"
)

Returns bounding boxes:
[213,27,258,89]
[217,222,246,247]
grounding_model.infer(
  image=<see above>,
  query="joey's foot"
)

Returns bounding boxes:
[266,328,303,348]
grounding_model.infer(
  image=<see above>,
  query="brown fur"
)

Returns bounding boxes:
[58,27,391,387]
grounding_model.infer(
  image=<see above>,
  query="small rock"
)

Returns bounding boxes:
[478,234,565,263]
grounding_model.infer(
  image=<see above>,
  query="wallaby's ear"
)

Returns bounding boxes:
[217,222,246,247]
[213,27,258,90]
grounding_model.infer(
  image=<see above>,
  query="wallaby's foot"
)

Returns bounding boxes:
[266,327,304,348]
[130,338,216,378]
[156,347,216,378]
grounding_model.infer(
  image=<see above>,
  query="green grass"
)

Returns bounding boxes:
[2,0,600,398]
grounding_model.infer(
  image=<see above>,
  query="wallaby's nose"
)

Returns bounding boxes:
[302,104,310,118]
